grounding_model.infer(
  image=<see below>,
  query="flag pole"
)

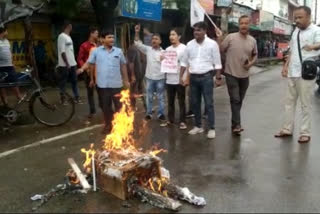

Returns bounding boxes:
[195,0,220,30]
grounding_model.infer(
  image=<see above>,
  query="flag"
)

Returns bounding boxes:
[190,0,205,27]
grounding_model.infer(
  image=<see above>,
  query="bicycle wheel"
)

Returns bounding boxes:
[29,88,75,126]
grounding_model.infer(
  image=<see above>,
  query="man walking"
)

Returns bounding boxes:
[134,24,166,126]
[88,30,130,134]
[181,21,222,139]
[217,15,258,135]
[0,26,22,106]
[275,6,320,143]
[57,21,81,104]
[77,26,99,118]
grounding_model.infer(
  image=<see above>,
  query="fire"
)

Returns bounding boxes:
[149,148,167,157]
[145,177,169,197]
[104,90,136,151]
[81,143,96,170]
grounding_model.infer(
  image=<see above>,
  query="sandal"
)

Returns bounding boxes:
[274,130,292,138]
[298,136,311,144]
[232,128,242,136]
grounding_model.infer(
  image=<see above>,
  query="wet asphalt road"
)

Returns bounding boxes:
[1,65,320,213]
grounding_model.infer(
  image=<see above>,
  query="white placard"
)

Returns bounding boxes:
[161,51,178,73]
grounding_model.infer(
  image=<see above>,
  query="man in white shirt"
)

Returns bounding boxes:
[134,24,166,126]
[275,6,320,143]
[181,21,222,139]
[57,21,81,104]
[0,26,22,106]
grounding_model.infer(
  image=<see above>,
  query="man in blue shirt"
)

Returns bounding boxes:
[88,30,130,134]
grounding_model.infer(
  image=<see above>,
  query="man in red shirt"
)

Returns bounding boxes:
[77,26,98,118]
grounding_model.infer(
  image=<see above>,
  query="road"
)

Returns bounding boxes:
[1,65,320,213]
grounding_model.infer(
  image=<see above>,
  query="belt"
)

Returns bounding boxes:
[190,70,213,78]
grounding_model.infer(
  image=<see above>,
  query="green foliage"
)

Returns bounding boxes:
[163,0,190,17]
[55,0,83,18]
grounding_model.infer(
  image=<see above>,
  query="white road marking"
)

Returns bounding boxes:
[0,124,103,159]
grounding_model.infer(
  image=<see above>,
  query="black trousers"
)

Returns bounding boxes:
[84,72,96,114]
[225,74,249,128]
[97,87,122,129]
[166,84,186,123]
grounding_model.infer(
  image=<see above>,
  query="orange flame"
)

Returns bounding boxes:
[145,177,169,197]
[104,90,137,151]
[81,143,96,169]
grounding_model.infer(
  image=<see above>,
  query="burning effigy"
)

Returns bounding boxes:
[31,90,206,212]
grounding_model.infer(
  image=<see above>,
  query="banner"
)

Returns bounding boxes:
[160,51,178,73]
[120,0,162,22]
[190,0,205,26]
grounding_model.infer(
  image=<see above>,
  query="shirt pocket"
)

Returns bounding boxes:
[111,55,121,67]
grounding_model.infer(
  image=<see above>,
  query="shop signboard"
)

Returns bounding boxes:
[260,10,274,31]
[273,17,292,35]
[233,0,262,10]
[120,0,162,22]
[217,0,232,7]
[6,21,55,71]
[229,4,253,23]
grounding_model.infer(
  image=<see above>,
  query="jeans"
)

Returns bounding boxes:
[166,84,186,123]
[84,72,96,114]
[57,66,79,99]
[225,74,249,128]
[190,72,215,129]
[145,78,165,116]
[97,87,122,129]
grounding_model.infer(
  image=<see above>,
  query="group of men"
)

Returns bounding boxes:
[0,5,318,143]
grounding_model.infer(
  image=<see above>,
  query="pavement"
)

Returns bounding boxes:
[1,64,320,213]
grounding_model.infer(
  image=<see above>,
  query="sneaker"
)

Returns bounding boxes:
[88,113,96,119]
[60,100,69,106]
[179,122,187,130]
[186,112,195,118]
[188,127,204,135]
[158,114,166,121]
[207,129,216,139]
[160,121,168,127]
[145,115,152,120]
[75,98,84,104]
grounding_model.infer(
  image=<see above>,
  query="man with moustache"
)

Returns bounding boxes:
[216,15,258,135]
[274,6,320,143]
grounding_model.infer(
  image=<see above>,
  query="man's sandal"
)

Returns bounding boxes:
[274,131,292,138]
[298,136,311,144]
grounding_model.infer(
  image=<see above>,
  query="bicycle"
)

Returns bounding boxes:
[0,66,75,127]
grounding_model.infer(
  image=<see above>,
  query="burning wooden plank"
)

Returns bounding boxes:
[130,183,182,211]
[67,158,91,190]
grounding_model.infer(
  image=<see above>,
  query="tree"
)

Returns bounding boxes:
[54,0,83,19]
[90,0,119,30]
